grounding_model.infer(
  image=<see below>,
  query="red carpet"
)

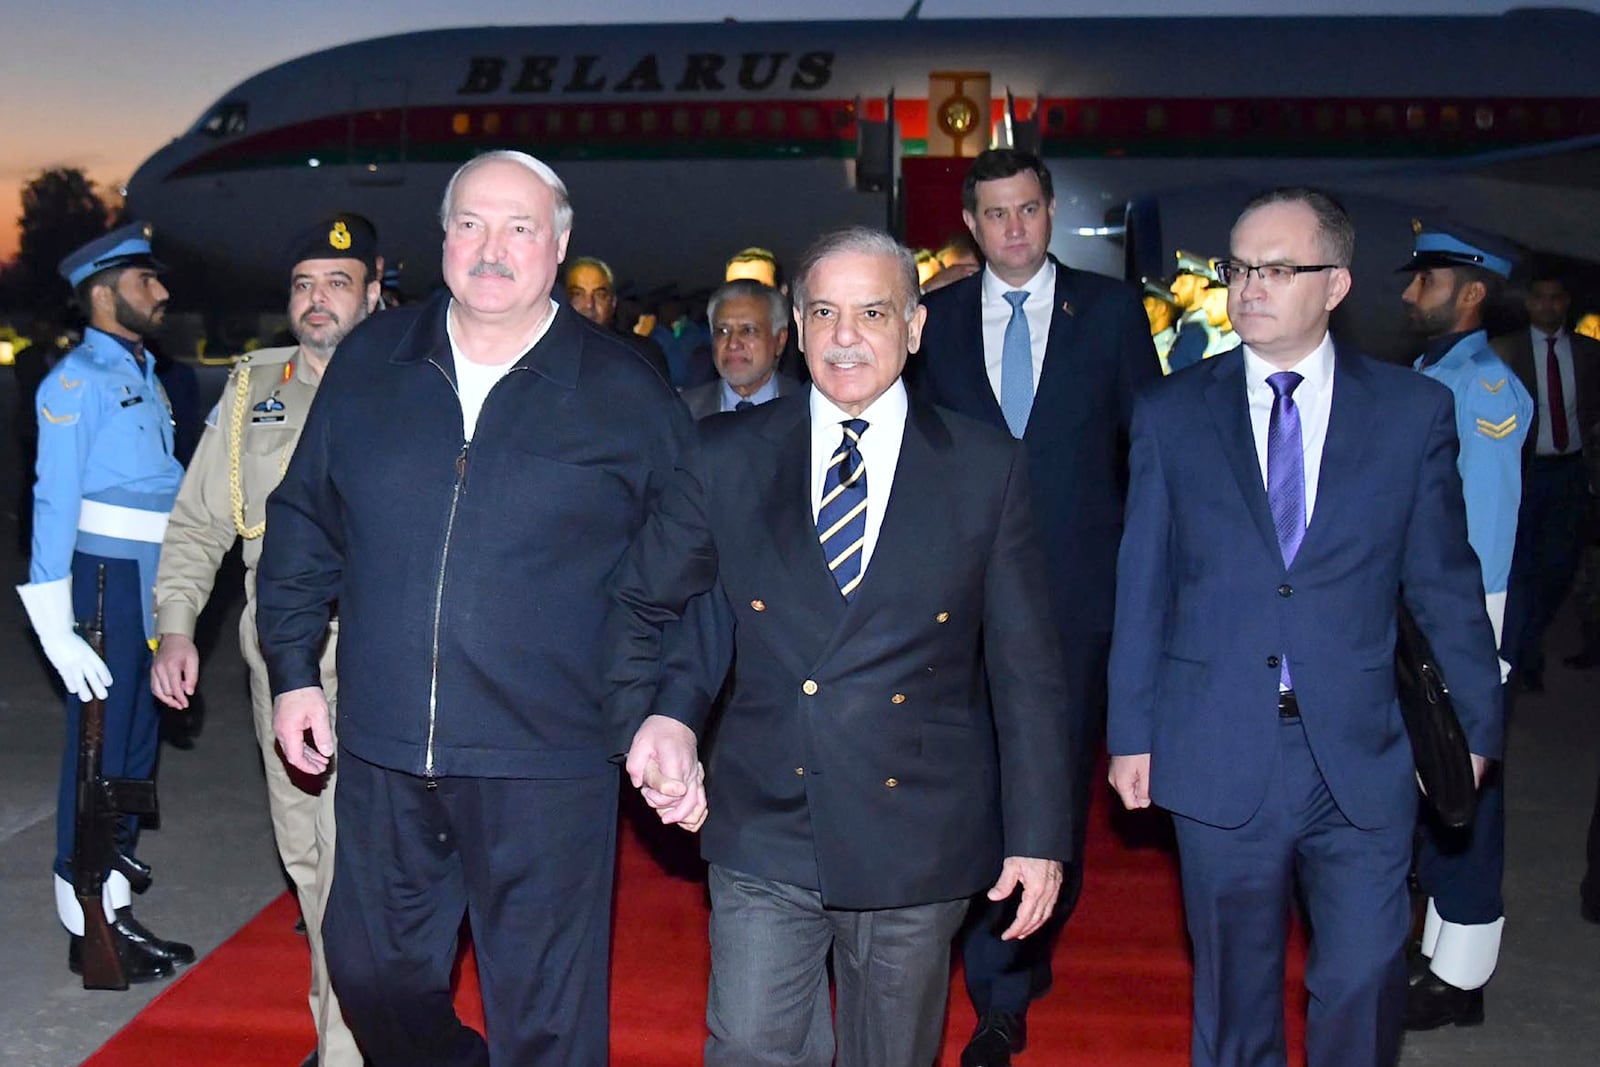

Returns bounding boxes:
[84,787,1307,1066]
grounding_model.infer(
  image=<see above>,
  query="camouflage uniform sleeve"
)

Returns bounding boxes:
[153,365,247,636]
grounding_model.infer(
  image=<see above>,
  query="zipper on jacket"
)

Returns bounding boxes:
[425,440,469,788]
[421,352,527,787]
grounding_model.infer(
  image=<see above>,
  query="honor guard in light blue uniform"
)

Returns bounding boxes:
[1399,221,1531,1029]
[16,223,194,982]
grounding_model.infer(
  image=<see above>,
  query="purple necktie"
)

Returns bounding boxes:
[1267,371,1305,689]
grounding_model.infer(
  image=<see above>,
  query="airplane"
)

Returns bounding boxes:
[125,8,1600,357]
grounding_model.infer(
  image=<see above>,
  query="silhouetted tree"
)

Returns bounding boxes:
[4,168,111,326]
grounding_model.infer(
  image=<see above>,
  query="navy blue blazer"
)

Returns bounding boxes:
[1107,347,1504,830]
[608,390,1074,909]
[914,259,1159,637]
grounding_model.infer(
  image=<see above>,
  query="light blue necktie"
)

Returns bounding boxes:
[1267,371,1306,689]
[1001,290,1033,438]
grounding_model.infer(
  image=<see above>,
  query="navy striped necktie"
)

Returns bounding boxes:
[818,419,870,600]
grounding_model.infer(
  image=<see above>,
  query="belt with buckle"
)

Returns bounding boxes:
[1278,690,1300,719]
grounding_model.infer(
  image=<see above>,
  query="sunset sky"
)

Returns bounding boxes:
[1,0,1586,262]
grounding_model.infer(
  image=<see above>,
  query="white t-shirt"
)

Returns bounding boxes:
[446,299,557,440]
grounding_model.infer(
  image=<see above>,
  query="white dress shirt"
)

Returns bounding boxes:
[1243,332,1337,525]
[980,259,1055,403]
[809,379,909,576]
[1531,326,1582,456]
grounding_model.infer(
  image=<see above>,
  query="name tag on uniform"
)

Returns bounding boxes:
[120,396,144,408]
[251,414,287,424]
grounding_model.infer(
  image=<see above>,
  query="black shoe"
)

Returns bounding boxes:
[961,1010,1027,1067]
[69,931,174,985]
[112,908,196,965]
[1406,946,1430,987]
[1404,969,1484,1030]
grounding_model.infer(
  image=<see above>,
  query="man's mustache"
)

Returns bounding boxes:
[822,346,873,365]
[470,261,514,278]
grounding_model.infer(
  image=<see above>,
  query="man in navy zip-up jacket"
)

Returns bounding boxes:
[256,152,702,1067]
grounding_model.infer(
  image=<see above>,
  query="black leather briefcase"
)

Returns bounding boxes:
[1394,604,1477,830]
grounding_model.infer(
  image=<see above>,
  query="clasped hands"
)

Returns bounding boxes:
[626,714,708,833]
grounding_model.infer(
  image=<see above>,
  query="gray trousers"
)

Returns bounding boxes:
[705,864,969,1067]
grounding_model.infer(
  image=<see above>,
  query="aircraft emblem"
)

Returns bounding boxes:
[253,394,286,414]
[329,221,351,251]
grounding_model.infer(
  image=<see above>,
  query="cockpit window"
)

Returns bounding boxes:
[197,102,248,137]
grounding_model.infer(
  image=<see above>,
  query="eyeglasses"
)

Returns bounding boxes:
[1214,262,1339,288]
[712,323,769,343]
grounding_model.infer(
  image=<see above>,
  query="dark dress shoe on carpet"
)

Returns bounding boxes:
[69,932,174,984]
[112,908,195,964]
[961,1009,1027,1067]
[1404,969,1484,1030]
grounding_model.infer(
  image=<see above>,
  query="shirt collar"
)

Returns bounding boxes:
[809,377,908,435]
[1243,331,1335,393]
[1531,325,1567,345]
[982,259,1054,305]
[1420,329,1476,369]
[722,371,780,410]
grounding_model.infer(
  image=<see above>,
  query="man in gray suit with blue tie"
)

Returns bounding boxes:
[1108,188,1502,1067]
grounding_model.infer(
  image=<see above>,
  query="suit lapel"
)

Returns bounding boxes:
[1203,350,1280,561]
[757,394,850,628]
[1027,261,1080,435]
[952,280,1005,427]
[1298,347,1378,561]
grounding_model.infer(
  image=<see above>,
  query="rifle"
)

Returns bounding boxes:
[72,564,159,990]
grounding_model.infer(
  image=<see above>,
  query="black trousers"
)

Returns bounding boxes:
[1584,757,1600,914]
[961,630,1108,1017]
[325,751,618,1067]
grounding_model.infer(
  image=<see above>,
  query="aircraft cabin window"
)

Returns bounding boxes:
[641,110,660,134]
[672,108,692,134]
[484,112,502,135]
[452,112,471,135]
[1475,106,1495,131]
[1345,106,1366,132]
[198,102,248,137]
[1440,105,1461,132]
[1212,105,1234,132]
[1406,105,1427,131]
[608,109,627,134]
[767,108,786,134]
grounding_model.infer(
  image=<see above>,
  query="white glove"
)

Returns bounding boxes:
[17,578,112,701]
[1485,590,1510,684]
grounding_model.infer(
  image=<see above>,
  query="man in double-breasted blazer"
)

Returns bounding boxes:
[913,148,1160,1066]
[1108,188,1502,1067]
[609,227,1074,1067]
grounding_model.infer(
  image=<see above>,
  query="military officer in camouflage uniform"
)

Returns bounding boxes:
[150,213,380,1067]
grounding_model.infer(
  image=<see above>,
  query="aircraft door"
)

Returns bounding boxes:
[349,79,408,185]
